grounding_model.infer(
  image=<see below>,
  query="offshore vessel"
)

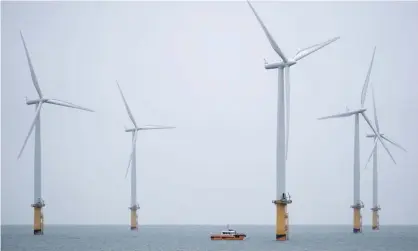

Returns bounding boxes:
[210,225,247,240]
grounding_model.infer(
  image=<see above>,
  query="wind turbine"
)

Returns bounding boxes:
[246,0,340,241]
[17,31,95,235]
[116,82,175,230]
[317,47,396,233]
[364,82,407,231]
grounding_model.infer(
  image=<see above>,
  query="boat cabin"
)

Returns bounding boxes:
[221,229,237,235]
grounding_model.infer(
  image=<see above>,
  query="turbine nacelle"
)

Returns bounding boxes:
[26,98,68,105]
[125,128,138,133]
[25,98,94,112]
[264,61,297,70]
[351,108,367,114]
[26,98,45,105]
[124,126,176,133]
[366,133,384,138]
[317,108,367,120]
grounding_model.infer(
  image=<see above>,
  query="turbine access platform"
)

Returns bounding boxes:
[32,198,45,235]
[371,205,381,230]
[273,193,292,241]
[129,204,140,230]
[351,200,364,233]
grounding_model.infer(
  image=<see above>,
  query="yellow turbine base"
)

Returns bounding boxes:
[275,203,289,241]
[353,208,362,233]
[372,210,379,230]
[33,207,44,235]
[130,209,138,230]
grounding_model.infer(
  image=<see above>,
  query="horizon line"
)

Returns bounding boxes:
[2,223,418,226]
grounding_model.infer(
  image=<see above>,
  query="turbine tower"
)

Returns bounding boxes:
[17,31,95,235]
[364,82,407,231]
[246,0,340,241]
[317,47,396,234]
[116,82,175,230]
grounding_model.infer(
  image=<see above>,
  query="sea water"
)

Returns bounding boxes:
[2,225,418,251]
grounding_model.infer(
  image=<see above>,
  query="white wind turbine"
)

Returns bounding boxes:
[317,47,396,233]
[116,82,175,230]
[17,31,95,235]
[364,82,407,230]
[246,0,340,241]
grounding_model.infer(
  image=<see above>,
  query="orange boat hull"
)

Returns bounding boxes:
[210,234,246,240]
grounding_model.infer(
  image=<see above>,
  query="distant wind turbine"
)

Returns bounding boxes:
[18,31,94,235]
[116,82,175,230]
[318,47,396,234]
[364,82,407,231]
[246,0,340,241]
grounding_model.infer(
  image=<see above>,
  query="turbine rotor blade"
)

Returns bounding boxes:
[20,31,43,98]
[364,137,378,169]
[125,131,138,179]
[361,112,396,164]
[17,102,43,159]
[246,0,288,62]
[360,46,376,107]
[143,124,174,127]
[140,126,176,130]
[293,36,340,62]
[45,99,94,112]
[371,82,380,132]
[295,43,322,57]
[317,110,358,120]
[382,135,407,152]
[116,81,138,128]
[284,66,290,160]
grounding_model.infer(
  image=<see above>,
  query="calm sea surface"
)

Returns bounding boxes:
[2,225,418,251]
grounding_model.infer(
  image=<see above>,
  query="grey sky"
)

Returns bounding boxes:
[1,1,418,225]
